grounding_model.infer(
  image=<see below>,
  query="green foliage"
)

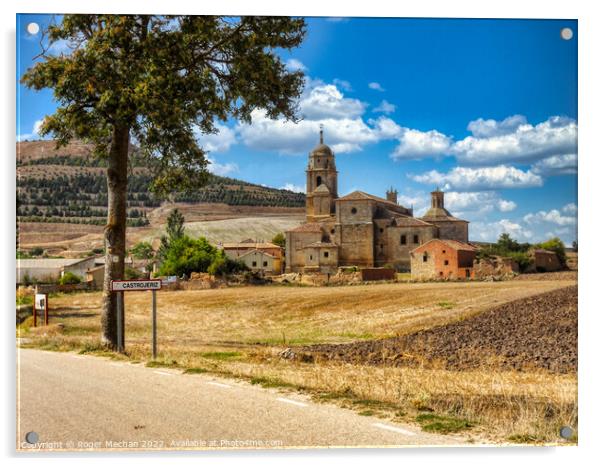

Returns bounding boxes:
[158,235,217,277]
[207,252,249,277]
[536,237,567,267]
[59,272,81,285]
[166,209,185,241]
[21,15,306,196]
[30,247,44,256]
[272,232,286,248]
[506,251,533,272]
[415,413,473,434]
[477,233,533,271]
[129,241,154,260]
[124,267,144,280]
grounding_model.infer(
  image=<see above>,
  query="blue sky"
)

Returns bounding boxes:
[17,15,578,245]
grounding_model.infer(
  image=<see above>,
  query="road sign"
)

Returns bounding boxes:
[34,292,48,326]
[110,279,162,292]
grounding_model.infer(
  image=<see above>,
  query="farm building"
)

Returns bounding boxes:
[410,239,477,280]
[85,265,105,289]
[530,249,562,272]
[236,249,279,274]
[17,256,97,284]
[221,241,284,274]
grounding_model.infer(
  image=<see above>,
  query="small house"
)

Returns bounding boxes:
[410,239,477,280]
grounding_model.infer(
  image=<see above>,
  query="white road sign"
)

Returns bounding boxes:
[111,280,162,292]
[35,293,46,310]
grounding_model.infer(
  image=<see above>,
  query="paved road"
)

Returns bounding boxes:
[17,349,465,451]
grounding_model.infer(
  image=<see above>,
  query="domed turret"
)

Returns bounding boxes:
[305,126,338,222]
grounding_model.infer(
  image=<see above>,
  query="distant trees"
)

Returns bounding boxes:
[59,272,81,285]
[478,233,568,272]
[129,241,154,260]
[157,236,246,277]
[272,232,286,248]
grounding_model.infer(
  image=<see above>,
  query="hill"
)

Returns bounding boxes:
[16,140,305,226]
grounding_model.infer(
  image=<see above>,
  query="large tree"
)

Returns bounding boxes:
[22,15,306,349]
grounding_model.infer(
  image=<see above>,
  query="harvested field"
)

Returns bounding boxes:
[302,286,577,374]
[513,271,577,281]
[18,278,578,443]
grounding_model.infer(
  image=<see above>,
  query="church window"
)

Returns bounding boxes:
[330,228,335,234]
[379,228,384,233]
[351,207,357,214]
[444,260,449,266]
[263,261,268,267]
[400,235,407,245]
[252,261,257,267]
[413,235,419,244]
[324,251,329,258]
[423,253,428,262]
[310,255,313,261]
[316,176,322,186]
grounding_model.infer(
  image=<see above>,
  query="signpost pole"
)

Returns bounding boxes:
[152,289,157,359]
[33,303,37,327]
[116,292,123,353]
[44,295,48,325]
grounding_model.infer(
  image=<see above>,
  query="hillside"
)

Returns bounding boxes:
[16,140,305,226]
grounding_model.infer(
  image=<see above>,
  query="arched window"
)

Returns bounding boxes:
[351,207,357,214]
[316,176,322,186]
[423,252,428,262]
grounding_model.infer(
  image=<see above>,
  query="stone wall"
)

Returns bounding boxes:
[430,220,469,242]
[380,225,437,270]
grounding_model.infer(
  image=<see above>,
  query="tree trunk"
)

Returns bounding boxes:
[101,125,130,349]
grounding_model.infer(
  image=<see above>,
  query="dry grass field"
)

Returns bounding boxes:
[18,278,577,445]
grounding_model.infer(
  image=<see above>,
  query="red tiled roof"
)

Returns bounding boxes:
[411,238,477,253]
[287,223,324,233]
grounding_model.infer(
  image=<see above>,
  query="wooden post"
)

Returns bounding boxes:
[44,297,48,325]
[116,291,123,353]
[152,289,157,359]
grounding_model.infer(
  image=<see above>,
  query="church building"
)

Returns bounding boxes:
[285,129,469,273]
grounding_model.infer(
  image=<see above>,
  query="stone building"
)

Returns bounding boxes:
[410,239,477,280]
[285,130,469,273]
[221,241,284,274]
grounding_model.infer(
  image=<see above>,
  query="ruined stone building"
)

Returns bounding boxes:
[285,130,469,273]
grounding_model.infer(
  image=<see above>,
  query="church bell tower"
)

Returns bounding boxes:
[306,126,338,222]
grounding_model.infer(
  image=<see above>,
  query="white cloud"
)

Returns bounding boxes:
[396,192,430,216]
[280,183,305,193]
[392,128,452,159]
[453,115,577,165]
[466,114,527,138]
[562,203,577,214]
[299,84,366,120]
[411,165,543,191]
[368,82,385,92]
[285,58,307,72]
[373,100,396,114]
[18,119,45,141]
[325,17,350,22]
[206,157,238,176]
[523,208,576,226]
[445,191,516,213]
[238,110,400,155]
[194,123,237,153]
[531,153,577,176]
[471,219,534,243]
[333,79,353,92]
[498,199,517,212]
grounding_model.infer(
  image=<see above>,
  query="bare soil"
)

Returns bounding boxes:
[301,286,577,374]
